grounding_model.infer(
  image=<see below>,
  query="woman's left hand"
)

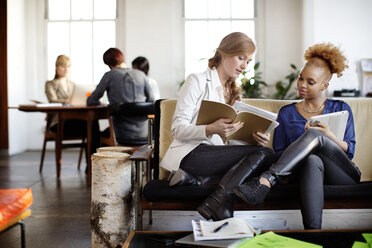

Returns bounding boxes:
[305,121,349,152]
[252,132,270,147]
[305,121,332,137]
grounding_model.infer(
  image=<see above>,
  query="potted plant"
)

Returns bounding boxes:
[271,64,300,99]
[240,62,268,98]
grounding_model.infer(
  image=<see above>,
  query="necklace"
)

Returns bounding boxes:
[303,101,324,113]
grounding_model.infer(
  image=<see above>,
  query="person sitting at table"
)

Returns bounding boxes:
[132,56,161,99]
[87,48,155,145]
[45,55,86,137]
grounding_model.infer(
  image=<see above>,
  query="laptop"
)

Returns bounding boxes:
[69,84,96,106]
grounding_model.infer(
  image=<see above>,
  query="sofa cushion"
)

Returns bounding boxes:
[143,180,372,202]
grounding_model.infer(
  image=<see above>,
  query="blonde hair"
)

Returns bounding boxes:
[304,43,348,78]
[54,55,71,79]
[208,32,256,105]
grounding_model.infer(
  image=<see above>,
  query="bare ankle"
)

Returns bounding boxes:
[259,177,271,188]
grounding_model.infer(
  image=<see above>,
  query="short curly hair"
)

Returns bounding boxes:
[304,43,348,78]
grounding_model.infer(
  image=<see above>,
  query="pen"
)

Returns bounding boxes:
[213,221,229,233]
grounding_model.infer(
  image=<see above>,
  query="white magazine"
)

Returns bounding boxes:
[309,110,349,140]
[191,218,256,241]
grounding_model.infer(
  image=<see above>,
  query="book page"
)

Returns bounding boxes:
[309,111,349,140]
[233,101,277,121]
[196,100,279,144]
[192,218,255,241]
[36,103,63,107]
[196,100,237,125]
[200,218,255,237]
[228,112,274,145]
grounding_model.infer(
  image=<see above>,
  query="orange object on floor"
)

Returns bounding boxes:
[0,188,33,230]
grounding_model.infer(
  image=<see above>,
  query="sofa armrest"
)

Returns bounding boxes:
[130,144,154,161]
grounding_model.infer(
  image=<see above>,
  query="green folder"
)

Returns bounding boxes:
[352,241,369,248]
[235,231,322,248]
[362,233,372,245]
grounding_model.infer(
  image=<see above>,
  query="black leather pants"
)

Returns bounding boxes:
[261,128,361,229]
[262,129,361,186]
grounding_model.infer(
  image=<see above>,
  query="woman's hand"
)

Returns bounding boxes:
[305,121,349,152]
[252,132,270,147]
[206,119,244,138]
[305,121,332,137]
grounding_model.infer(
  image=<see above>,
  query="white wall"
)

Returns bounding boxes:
[258,0,303,95]
[7,0,28,155]
[7,0,372,153]
[8,0,52,154]
[302,0,372,96]
[122,0,184,98]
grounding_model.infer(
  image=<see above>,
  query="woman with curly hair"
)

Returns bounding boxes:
[161,32,275,221]
[234,43,361,229]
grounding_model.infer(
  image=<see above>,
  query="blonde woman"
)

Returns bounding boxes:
[45,55,74,105]
[161,32,275,221]
[235,43,361,229]
[44,55,87,139]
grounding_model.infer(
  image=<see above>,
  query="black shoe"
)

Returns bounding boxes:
[167,170,176,181]
[197,149,275,221]
[196,187,235,221]
[234,178,270,205]
[168,169,200,187]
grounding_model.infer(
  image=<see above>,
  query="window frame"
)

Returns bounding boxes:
[45,0,117,85]
[183,0,257,79]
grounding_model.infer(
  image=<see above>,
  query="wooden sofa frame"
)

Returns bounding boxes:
[131,99,372,230]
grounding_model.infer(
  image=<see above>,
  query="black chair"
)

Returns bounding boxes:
[100,102,155,147]
[39,115,87,173]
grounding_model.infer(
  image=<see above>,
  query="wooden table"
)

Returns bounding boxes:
[18,105,109,185]
[122,229,372,248]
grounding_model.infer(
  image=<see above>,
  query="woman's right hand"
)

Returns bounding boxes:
[205,118,244,138]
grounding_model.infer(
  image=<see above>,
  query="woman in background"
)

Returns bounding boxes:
[45,55,86,137]
[132,56,160,99]
[234,43,361,229]
[161,32,274,221]
[87,48,155,145]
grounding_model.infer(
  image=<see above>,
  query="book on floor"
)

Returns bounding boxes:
[309,110,349,140]
[196,100,279,145]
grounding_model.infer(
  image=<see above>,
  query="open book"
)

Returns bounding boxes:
[191,218,256,241]
[309,110,349,140]
[196,100,279,145]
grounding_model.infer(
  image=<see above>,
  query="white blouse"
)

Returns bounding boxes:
[161,68,227,172]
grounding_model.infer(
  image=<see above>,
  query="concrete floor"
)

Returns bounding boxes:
[0,150,372,248]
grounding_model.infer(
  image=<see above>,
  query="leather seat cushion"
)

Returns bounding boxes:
[143,180,372,202]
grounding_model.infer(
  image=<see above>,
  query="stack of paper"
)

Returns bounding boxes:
[36,103,63,107]
[192,218,256,241]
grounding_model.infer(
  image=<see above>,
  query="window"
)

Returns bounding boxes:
[184,0,255,80]
[47,0,116,85]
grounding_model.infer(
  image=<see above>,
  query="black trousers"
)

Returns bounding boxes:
[262,129,361,229]
[180,143,273,179]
